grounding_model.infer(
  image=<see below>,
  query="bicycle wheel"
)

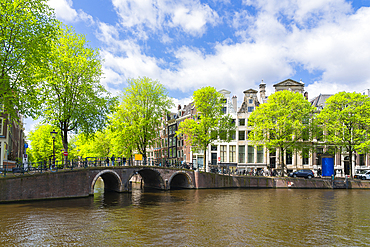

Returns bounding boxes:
[50,165,57,172]
[27,166,36,175]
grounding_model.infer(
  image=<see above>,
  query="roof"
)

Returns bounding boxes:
[243,89,258,94]
[273,79,304,88]
[310,94,333,108]
[219,89,231,95]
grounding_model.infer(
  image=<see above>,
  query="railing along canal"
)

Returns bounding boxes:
[0,158,191,177]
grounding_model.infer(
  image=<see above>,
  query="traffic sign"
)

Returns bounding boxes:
[63,151,68,156]
[218,157,221,162]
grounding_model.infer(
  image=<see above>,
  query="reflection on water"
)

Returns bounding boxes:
[1,179,370,246]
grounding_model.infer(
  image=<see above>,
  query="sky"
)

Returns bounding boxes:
[25,0,370,134]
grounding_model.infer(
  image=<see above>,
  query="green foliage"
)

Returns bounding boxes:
[177,86,235,171]
[27,124,63,162]
[317,92,370,177]
[110,77,173,161]
[73,130,111,159]
[248,90,316,175]
[38,25,117,157]
[0,0,59,121]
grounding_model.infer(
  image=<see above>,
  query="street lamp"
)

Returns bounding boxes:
[50,130,57,166]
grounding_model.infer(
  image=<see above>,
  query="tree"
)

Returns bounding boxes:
[317,92,370,178]
[248,90,316,176]
[176,86,235,172]
[27,124,63,163]
[0,0,58,121]
[39,26,116,165]
[74,130,111,159]
[110,109,136,165]
[114,77,173,164]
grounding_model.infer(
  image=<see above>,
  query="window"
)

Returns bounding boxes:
[222,107,227,114]
[302,148,309,165]
[249,99,253,104]
[239,145,245,163]
[211,145,217,151]
[360,154,365,166]
[248,146,254,163]
[257,146,263,163]
[220,145,227,162]
[229,130,236,140]
[239,118,245,126]
[220,98,227,104]
[247,107,254,112]
[247,130,251,139]
[286,150,293,165]
[231,119,236,125]
[229,145,236,162]
[238,131,245,141]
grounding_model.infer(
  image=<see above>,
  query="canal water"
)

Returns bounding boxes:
[1,179,370,246]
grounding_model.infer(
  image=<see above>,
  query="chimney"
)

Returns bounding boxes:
[232,95,237,112]
[259,79,266,100]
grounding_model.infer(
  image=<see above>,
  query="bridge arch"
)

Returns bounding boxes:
[168,171,193,190]
[91,170,123,194]
[133,168,165,190]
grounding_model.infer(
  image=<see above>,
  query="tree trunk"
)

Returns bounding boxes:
[62,129,68,168]
[280,147,285,177]
[203,148,207,172]
[349,149,353,178]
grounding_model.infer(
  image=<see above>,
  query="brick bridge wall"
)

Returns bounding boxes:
[2,167,370,203]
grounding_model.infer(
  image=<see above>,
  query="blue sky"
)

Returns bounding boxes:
[25,0,370,133]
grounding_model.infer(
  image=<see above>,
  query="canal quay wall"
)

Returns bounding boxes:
[2,168,370,203]
[195,172,370,189]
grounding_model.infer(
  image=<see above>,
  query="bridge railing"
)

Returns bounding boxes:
[1,157,193,177]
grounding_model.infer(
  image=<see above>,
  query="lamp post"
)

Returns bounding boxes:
[50,130,57,167]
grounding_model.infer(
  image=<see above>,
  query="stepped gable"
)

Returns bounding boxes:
[238,88,258,113]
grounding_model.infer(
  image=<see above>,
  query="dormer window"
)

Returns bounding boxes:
[248,99,253,104]
[220,98,227,104]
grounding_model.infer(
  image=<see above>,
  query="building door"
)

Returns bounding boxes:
[270,157,276,168]
[197,157,203,170]
[211,153,217,166]
[344,156,350,175]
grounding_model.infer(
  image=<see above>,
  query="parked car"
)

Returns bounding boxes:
[288,169,314,179]
[359,171,370,180]
[354,170,369,179]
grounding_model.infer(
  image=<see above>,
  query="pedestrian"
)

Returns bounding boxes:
[106,157,109,166]
[111,155,115,166]
[272,169,277,176]
[318,168,322,177]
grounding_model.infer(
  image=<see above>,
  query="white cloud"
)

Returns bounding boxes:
[170,4,219,36]
[94,0,370,103]
[111,0,219,37]
[48,0,94,24]
[170,96,193,112]
[48,0,78,22]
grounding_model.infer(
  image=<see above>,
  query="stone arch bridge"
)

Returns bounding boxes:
[0,166,198,202]
[90,166,195,193]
